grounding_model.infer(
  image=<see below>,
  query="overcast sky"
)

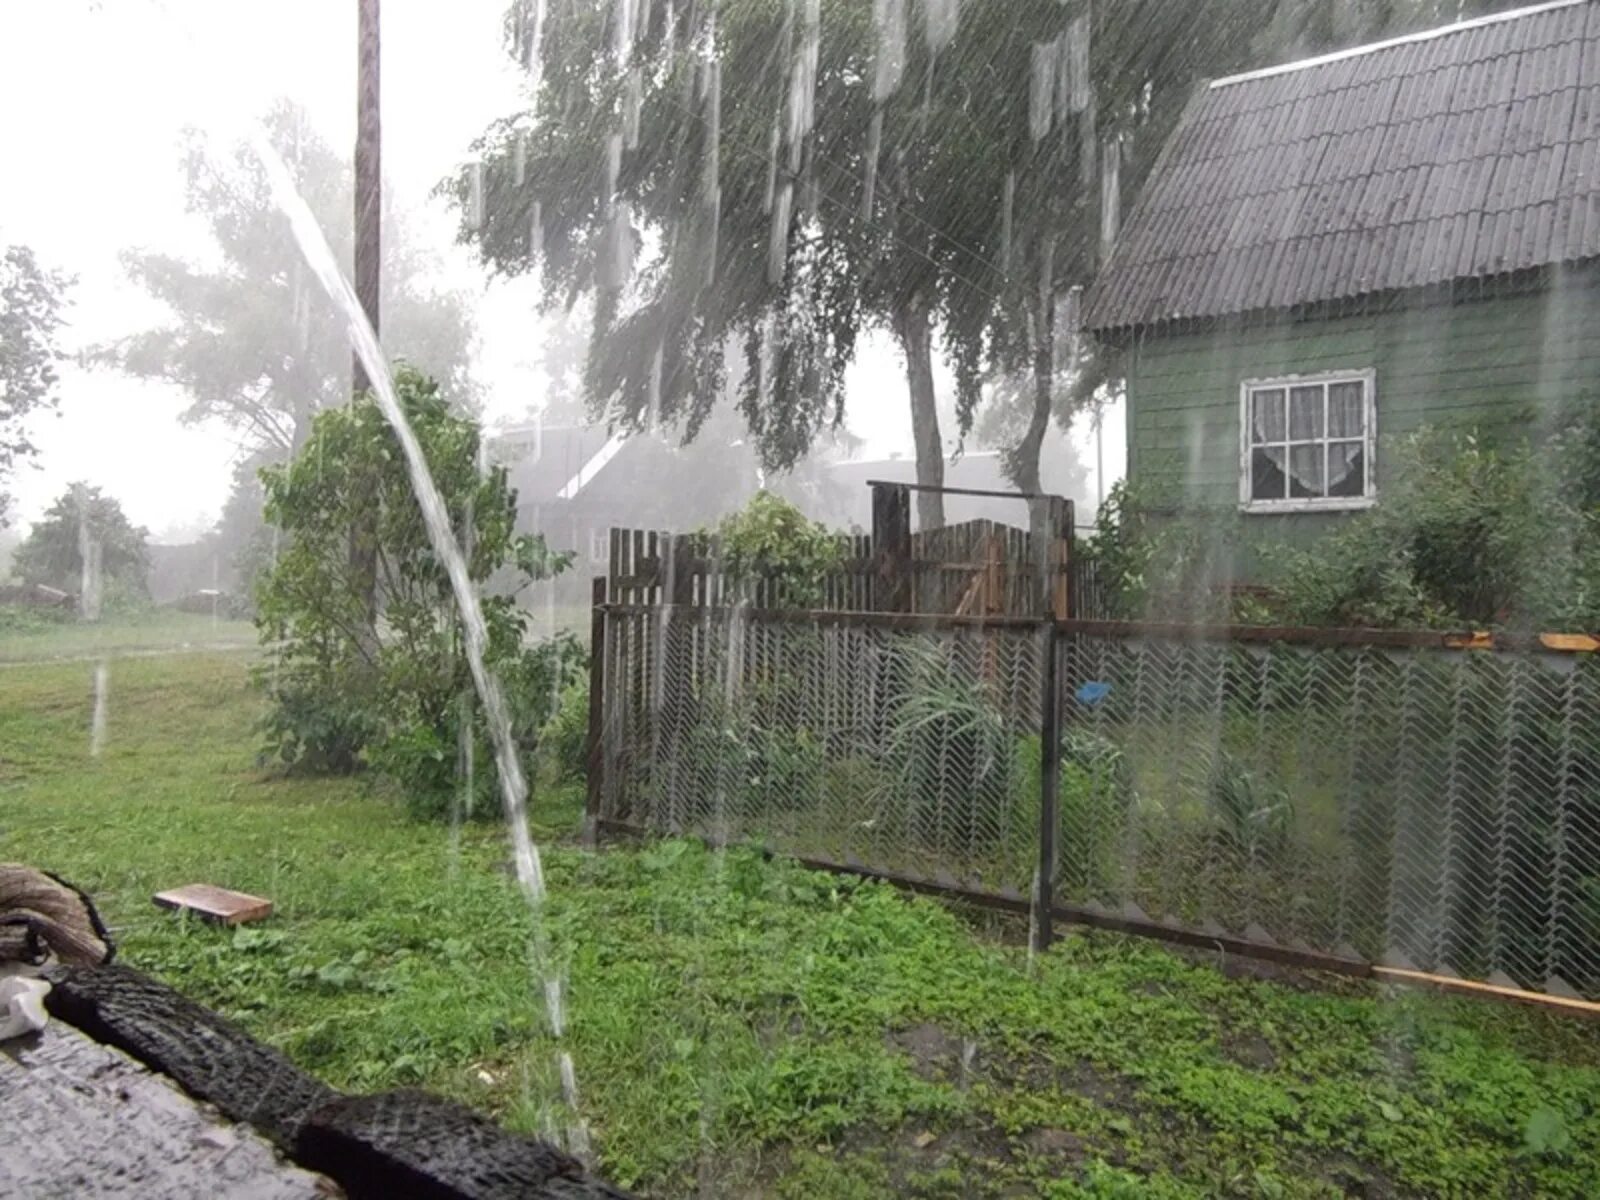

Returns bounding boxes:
[0,0,1119,541]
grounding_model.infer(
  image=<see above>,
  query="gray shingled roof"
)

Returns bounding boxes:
[1083,0,1600,334]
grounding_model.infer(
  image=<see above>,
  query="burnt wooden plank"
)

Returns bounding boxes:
[0,1021,334,1199]
[43,963,338,1148]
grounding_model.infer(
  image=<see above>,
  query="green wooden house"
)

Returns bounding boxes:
[1083,0,1600,561]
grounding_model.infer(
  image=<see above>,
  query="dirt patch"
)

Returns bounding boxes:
[1023,1127,1087,1159]
[887,1023,979,1086]
[1064,1059,1138,1110]
[1222,1031,1278,1071]
[1317,1152,1398,1198]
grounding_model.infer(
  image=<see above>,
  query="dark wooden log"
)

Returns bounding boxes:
[41,963,337,1149]
[295,1091,636,1200]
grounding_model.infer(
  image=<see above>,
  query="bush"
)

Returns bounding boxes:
[705,491,845,608]
[541,674,592,786]
[873,642,1018,852]
[254,367,576,817]
[1269,416,1600,630]
[1079,481,1249,622]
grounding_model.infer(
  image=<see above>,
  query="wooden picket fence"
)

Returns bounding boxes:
[605,518,1077,617]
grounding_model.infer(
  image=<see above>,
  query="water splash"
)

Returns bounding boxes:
[468,161,486,231]
[623,66,644,150]
[1000,170,1015,277]
[75,486,102,623]
[769,180,794,285]
[924,0,961,54]
[1029,40,1057,142]
[872,0,906,102]
[703,55,721,287]
[604,203,632,290]
[763,115,780,215]
[244,124,585,1151]
[89,661,109,758]
[1064,15,1091,114]
[613,0,637,66]
[647,341,664,429]
[862,109,883,220]
[786,0,819,171]
[1100,136,1122,256]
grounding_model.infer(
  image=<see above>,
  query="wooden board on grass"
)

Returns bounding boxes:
[153,883,272,925]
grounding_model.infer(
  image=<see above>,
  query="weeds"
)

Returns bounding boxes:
[3,649,1598,1197]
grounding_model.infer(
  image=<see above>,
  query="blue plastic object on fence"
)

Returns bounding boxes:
[1075,681,1111,707]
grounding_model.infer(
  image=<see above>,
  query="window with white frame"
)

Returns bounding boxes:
[589,529,609,564]
[1241,371,1375,511]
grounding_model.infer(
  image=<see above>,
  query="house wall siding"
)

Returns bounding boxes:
[1124,268,1600,560]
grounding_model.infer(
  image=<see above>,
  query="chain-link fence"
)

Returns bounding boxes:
[596,606,1047,901]
[1059,631,1600,1000]
[593,602,1600,1002]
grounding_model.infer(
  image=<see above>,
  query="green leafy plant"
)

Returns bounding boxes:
[875,642,1016,851]
[254,366,576,815]
[12,482,150,604]
[1080,481,1246,622]
[1269,415,1600,631]
[706,491,846,609]
[1197,748,1292,858]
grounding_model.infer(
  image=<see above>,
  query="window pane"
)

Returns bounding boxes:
[1329,381,1364,437]
[1251,446,1287,500]
[1289,445,1325,498]
[1250,389,1285,443]
[1289,385,1324,440]
[1328,441,1365,498]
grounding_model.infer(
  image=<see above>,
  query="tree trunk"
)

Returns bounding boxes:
[1015,289,1055,537]
[893,292,945,531]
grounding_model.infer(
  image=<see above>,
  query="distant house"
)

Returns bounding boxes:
[1083,0,1600,564]
[491,422,765,582]
[822,452,1060,530]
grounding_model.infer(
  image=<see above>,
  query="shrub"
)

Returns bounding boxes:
[254,367,576,817]
[874,642,1017,852]
[705,491,845,608]
[541,674,592,786]
[1269,417,1600,631]
[1079,481,1247,622]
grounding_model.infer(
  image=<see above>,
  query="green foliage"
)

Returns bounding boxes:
[708,491,845,609]
[98,101,478,455]
[254,367,578,812]
[1080,481,1248,621]
[12,483,150,601]
[8,649,1600,1198]
[876,642,1017,850]
[1270,418,1600,630]
[0,244,69,526]
[1196,748,1292,858]
[540,675,591,786]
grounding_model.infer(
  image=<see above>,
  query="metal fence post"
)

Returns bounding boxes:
[583,576,608,848]
[1033,620,1062,953]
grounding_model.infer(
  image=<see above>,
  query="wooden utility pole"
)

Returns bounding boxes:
[351,0,382,648]
[354,0,381,390]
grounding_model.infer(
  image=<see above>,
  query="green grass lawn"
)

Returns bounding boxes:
[2,651,1598,1198]
[0,606,256,663]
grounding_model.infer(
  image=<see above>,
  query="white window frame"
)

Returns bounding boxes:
[589,529,610,564]
[1238,368,1378,514]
